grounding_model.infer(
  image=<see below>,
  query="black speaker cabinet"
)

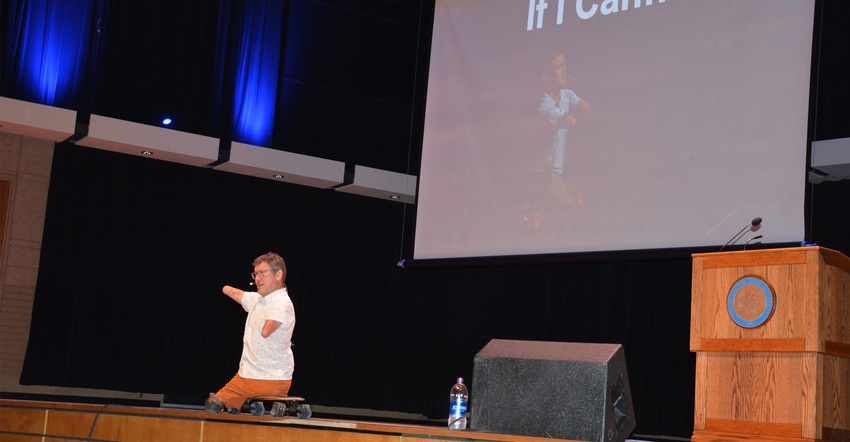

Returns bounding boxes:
[470,339,635,442]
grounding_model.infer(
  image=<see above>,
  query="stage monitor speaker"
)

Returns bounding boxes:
[471,339,634,442]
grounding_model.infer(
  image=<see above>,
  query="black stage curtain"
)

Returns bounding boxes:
[19,144,850,438]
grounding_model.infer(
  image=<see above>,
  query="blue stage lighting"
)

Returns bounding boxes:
[230,0,284,146]
[3,0,104,108]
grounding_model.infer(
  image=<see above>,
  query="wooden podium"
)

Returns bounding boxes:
[690,246,850,442]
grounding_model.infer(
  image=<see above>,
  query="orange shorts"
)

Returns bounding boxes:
[215,374,292,410]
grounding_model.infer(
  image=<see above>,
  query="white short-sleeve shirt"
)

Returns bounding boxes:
[238,287,295,380]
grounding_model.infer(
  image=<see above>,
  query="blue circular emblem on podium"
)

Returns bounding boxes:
[727,276,775,328]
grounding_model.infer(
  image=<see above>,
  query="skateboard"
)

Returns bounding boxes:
[243,396,311,419]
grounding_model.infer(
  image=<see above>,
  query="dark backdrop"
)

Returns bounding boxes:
[19,143,850,439]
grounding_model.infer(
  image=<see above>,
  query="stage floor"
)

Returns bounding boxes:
[0,398,657,442]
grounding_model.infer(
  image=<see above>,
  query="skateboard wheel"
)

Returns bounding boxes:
[296,403,312,419]
[249,400,265,416]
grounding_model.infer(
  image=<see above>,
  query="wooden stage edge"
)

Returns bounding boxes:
[0,398,586,442]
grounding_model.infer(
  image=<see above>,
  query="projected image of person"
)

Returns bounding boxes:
[205,252,295,414]
[537,52,591,208]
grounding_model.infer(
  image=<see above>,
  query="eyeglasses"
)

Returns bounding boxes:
[251,268,278,279]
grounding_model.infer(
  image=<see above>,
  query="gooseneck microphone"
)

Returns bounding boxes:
[720,217,762,251]
[743,235,763,250]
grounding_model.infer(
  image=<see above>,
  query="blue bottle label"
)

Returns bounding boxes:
[450,400,467,417]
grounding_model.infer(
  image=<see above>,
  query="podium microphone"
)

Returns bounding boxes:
[743,235,763,250]
[720,217,762,251]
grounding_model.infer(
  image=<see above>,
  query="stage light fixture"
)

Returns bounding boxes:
[335,165,417,204]
[77,115,219,167]
[214,142,345,188]
[0,97,77,141]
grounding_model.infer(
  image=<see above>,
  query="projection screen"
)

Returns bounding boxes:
[414,0,815,260]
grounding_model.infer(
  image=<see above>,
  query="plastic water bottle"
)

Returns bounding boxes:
[448,377,468,430]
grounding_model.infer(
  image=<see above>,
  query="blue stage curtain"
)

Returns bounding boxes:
[1,0,105,109]
[229,0,284,147]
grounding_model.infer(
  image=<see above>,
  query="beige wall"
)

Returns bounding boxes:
[0,133,162,402]
[0,132,53,394]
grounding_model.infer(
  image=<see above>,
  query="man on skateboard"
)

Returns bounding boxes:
[205,252,296,414]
